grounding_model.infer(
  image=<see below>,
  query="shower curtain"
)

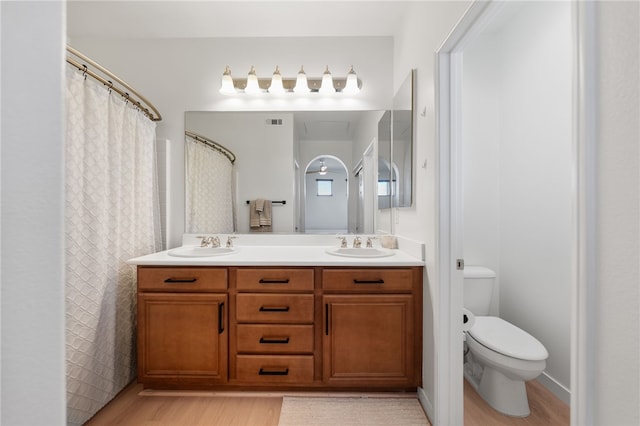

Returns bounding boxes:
[185,135,235,233]
[65,66,161,425]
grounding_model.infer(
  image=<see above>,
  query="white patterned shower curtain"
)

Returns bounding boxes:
[64,66,161,425]
[185,135,235,233]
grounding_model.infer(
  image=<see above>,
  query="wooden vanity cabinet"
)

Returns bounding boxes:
[137,267,228,388]
[322,268,422,388]
[231,268,316,385]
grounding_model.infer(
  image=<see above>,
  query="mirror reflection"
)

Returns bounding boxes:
[392,70,414,207]
[185,110,389,234]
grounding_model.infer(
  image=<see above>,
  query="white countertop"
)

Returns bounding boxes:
[127,234,425,267]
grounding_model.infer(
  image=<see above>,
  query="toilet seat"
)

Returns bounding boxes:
[468,316,548,361]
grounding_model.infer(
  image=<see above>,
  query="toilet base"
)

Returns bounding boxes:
[477,367,530,417]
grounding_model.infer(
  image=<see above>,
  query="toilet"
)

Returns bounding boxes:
[463,266,548,417]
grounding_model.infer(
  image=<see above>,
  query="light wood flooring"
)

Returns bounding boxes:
[85,380,569,425]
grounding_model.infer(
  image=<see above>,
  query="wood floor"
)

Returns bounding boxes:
[85,379,569,425]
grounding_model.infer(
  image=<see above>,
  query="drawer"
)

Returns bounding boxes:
[236,355,313,384]
[138,267,227,292]
[236,294,314,323]
[237,324,314,353]
[236,268,313,292]
[322,269,415,292]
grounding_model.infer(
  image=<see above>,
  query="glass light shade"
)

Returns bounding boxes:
[268,66,285,94]
[319,65,335,94]
[245,66,261,94]
[293,66,310,93]
[219,66,236,95]
[343,65,360,94]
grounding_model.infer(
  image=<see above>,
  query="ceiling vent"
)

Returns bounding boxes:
[266,118,283,125]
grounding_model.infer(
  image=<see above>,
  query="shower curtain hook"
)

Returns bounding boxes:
[123,92,130,104]
[81,64,88,80]
[105,80,113,93]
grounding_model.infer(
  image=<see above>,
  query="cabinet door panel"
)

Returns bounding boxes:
[323,295,414,386]
[138,293,227,383]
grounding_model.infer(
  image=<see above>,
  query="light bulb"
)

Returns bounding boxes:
[319,65,335,94]
[219,66,236,95]
[245,65,261,94]
[293,66,310,93]
[268,66,285,94]
[343,65,360,94]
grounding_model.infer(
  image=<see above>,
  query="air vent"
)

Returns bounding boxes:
[266,119,283,125]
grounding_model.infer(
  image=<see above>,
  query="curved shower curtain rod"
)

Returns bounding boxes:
[185,130,237,164]
[66,45,162,122]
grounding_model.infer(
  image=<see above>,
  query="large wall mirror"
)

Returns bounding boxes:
[185,110,390,234]
[376,69,415,215]
[392,70,415,208]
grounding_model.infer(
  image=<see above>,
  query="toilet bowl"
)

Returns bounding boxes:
[464,316,548,417]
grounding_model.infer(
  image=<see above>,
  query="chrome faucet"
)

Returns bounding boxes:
[366,236,377,248]
[353,235,362,248]
[337,236,348,248]
[226,235,237,248]
[198,235,220,248]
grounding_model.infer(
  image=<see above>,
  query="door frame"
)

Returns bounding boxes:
[434,1,597,425]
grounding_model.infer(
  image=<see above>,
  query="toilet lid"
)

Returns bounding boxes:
[468,317,548,361]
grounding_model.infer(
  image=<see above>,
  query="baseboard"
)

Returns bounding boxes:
[537,372,570,405]
[417,387,434,424]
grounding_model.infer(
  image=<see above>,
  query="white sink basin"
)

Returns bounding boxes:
[167,246,238,257]
[326,247,395,258]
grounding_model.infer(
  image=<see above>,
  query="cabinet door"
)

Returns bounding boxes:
[323,295,414,386]
[138,293,228,385]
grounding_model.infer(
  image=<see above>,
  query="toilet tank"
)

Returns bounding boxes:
[463,266,496,316]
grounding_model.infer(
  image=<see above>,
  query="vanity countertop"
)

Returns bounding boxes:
[127,234,424,267]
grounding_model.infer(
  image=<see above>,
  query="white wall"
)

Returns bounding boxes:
[594,2,640,423]
[463,2,573,398]
[1,1,66,424]
[391,1,473,416]
[68,36,394,248]
[186,112,295,233]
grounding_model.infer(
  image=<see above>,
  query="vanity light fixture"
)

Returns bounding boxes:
[319,65,336,94]
[294,66,310,93]
[219,66,236,95]
[268,66,285,94]
[244,66,261,94]
[343,65,360,94]
[219,65,362,95]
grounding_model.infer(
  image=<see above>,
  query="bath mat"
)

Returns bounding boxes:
[277,396,429,426]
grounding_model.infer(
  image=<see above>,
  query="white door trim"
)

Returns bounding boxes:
[434,1,597,425]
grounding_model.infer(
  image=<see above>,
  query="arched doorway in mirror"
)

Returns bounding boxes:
[303,155,348,234]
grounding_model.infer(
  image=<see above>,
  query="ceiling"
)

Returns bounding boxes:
[67,1,412,39]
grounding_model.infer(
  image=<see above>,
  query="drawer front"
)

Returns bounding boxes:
[236,268,314,292]
[236,324,314,353]
[236,294,314,323]
[138,267,227,292]
[236,355,313,384]
[322,269,415,292]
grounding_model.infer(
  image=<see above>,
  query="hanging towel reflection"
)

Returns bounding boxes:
[250,199,272,232]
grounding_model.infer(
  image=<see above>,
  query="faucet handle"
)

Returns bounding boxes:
[336,236,348,248]
[226,235,237,248]
[366,236,377,248]
[196,236,211,247]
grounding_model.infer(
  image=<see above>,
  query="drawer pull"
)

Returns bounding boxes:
[259,337,290,344]
[259,368,289,376]
[164,277,197,283]
[259,306,290,312]
[353,279,385,284]
[218,302,225,334]
[259,278,290,284]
